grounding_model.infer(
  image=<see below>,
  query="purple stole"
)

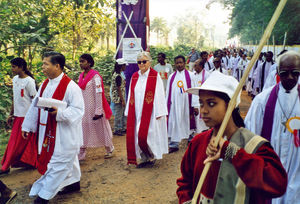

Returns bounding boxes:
[167,69,196,130]
[261,84,300,144]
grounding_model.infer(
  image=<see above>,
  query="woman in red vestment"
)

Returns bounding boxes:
[177,71,287,204]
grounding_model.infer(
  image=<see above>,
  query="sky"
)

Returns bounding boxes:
[149,0,232,47]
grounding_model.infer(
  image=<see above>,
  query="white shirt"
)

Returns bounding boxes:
[153,63,173,90]
[13,75,37,117]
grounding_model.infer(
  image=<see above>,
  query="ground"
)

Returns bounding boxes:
[0,91,252,204]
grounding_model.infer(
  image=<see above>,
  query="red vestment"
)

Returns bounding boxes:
[177,129,287,204]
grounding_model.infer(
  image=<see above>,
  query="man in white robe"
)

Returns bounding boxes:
[210,56,228,75]
[192,59,210,134]
[22,52,84,203]
[200,51,214,71]
[245,51,300,204]
[166,55,198,153]
[125,51,168,167]
[237,54,249,81]
[250,53,264,97]
[254,51,274,93]
[153,52,173,91]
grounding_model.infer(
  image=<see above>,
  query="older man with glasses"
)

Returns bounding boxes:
[125,51,168,168]
[245,50,300,204]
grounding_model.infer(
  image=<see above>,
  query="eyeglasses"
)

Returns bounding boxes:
[278,70,300,77]
[137,60,148,64]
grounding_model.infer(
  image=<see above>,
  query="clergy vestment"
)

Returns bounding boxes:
[22,73,84,200]
[166,70,197,144]
[237,58,249,81]
[125,68,168,163]
[203,61,213,72]
[245,83,300,204]
[177,128,287,204]
[254,61,274,93]
[192,70,210,133]
[209,67,228,75]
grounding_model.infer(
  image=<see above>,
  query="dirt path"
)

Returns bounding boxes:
[0,92,252,204]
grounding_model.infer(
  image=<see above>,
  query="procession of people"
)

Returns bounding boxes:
[0,47,299,204]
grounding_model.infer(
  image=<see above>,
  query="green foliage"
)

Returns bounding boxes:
[225,0,300,45]
[150,44,198,68]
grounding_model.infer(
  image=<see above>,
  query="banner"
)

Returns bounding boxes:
[116,0,149,97]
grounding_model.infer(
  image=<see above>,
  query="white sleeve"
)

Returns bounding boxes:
[22,87,41,133]
[56,82,85,124]
[154,75,168,118]
[244,94,265,135]
[124,78,133,117]
[26,78,37,98]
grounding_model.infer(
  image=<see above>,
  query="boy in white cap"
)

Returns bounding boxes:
[177,71,287,204]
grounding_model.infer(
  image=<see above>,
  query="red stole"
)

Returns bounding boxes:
[126,68,157,164]
[78,69,112,119]
[37,74,71,175]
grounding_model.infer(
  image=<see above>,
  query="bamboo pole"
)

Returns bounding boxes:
[283,31,287,50]
[191,0,288,203]
[273,35,276,59]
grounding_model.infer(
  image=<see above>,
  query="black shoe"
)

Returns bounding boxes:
[0,169,10,175]
[34,196,48,204]
[113,131,123,136]
[58,182,80,195]
[168,147,179,154]
[0,190,17,204]
[136,160,156,168]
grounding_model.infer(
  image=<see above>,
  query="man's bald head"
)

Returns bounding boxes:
[278,51,300,91]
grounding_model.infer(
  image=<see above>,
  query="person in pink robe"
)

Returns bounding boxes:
[78,54,114,160]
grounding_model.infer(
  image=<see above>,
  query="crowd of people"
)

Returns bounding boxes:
[0,47,299,204]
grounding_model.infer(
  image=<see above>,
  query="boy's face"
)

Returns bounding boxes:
[175,58,185,72]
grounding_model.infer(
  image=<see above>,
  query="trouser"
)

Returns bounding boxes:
[114,103,127,132]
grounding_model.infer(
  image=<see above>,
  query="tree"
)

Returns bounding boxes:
[224,0,300,45]
[150,17,168,45]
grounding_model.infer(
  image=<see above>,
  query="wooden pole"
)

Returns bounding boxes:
[283,31,287,50]
[191,0,288,203]
[273,35,276,59]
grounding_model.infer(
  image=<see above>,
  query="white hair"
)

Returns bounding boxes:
[277,50,300,71]
[137,51,152,61]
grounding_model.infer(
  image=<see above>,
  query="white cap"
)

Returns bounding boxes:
[186,71,241,105]
[116,58,128,65]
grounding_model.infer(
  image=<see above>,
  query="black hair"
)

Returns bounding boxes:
[80,53,94,67]
[114,62,123,74]
[266,51,273,57]
[43,51,65,70]
[200,51,208,57]
[10,57,35,79]
[158,52,166,59]
[174,55,185,63]
[204,90,245,128]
